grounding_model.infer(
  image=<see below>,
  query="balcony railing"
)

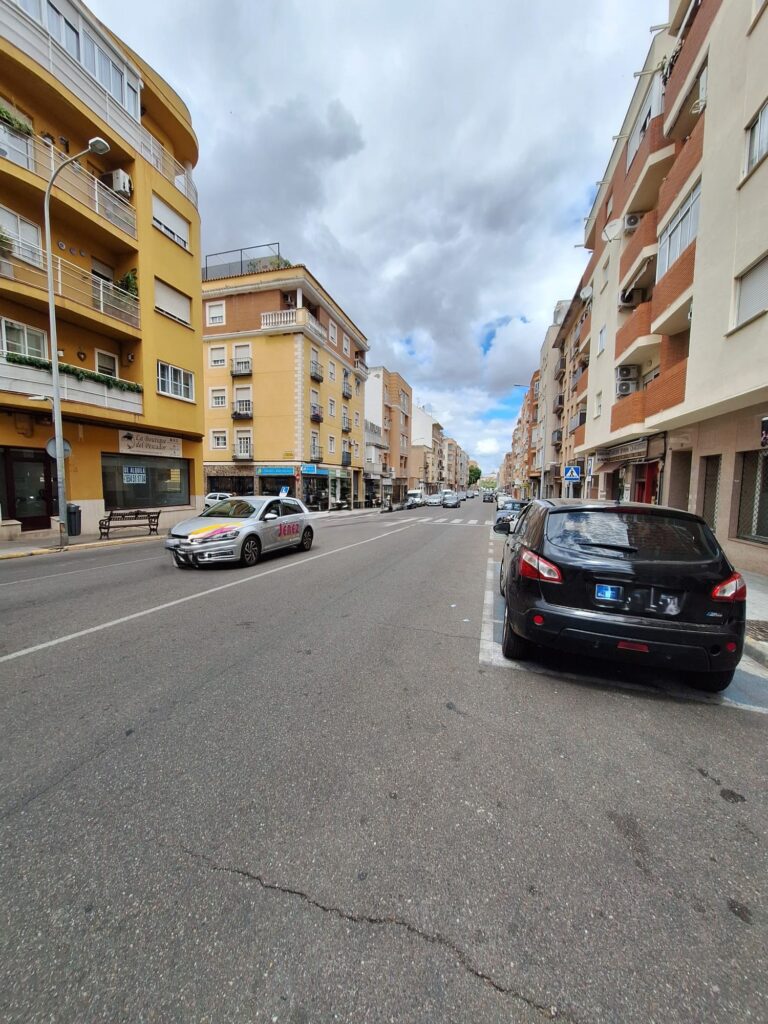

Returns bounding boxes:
[310,403,324,422]
[341,416,352,433]
[552,429,563,445]
[309,360,324,382]
[309,445,324,463]
[0,353,143,414]
[232,444,253,461]
[553,393,564,412]
[341,380,353,399]
[354,357,368,379]
[2,0,197,207]
[261,307,327,342]
[568,410,587,434]
[0,239,139,328]
[231,400,253,419]
[555,357,567,379]
[341,451,352,467]
[230,358,252,376]
[0,127,137,237]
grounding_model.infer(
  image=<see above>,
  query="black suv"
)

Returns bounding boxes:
[494,499,746,691]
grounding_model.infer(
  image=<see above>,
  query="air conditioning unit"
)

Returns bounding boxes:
[616,380,640,397]
[624,213,641,234]
[618,286,643,309]
[616,364,639,380]
[101,169,133,197]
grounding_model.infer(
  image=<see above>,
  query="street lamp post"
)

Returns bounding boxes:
[43,136,110,546]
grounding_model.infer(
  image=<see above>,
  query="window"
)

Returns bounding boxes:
[152,195,190,249]
[157,360,194,401]
[95,350,118,377]
[747,99,768,175]
[597,326,606,354]
[594,390,602,417]
[354,442,360,458]
[1,317,46,358]
[328,398,336,417]
[206,302,226,327]
[354,411,360,427]
[342,333,350,355]
[328,360,336,380]
[154,279,192,325]
[234,431,252,457]
[606,194,613,218]
[0,106,33,169]
[209,346,226,367]
[47,2,79,58]
[600,255,610,292]
[310,388,319,405]
[546,509,718,562]
[82,31,135,111]
[400,411,405,426]
[328,436,336,455]
[626,73,662,168]
[657,182,701,280]
[16,0,42,18]
[211,430,227,450]
[737,450,768,543]
[0,204,41,264]
[736,253,768,326]
[101,453,191,510]
[329,320,337,345]
[210,388,227,408]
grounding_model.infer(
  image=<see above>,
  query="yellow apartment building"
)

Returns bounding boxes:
[201,250,368,509]
[0,0,204,536]
[364,366,411,504]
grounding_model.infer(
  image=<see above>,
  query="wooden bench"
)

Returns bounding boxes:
[99,509,161,539]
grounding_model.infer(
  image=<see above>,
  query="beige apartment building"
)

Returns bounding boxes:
[365,367,411,503]
[201,250,368,510]
[410,404,444,493]
[515,0,768,569]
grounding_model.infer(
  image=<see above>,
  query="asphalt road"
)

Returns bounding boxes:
[0,504,766,1023]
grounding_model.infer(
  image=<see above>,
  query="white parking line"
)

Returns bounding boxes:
[0,524,416,664]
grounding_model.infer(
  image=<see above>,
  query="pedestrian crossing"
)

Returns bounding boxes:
[376,515,494,527]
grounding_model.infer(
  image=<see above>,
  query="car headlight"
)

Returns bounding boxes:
[195,528,241,543]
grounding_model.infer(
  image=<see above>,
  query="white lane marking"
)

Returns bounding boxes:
[0,554,164,587]
[485,520,493,526]
[451,518,462,524]
[468,519,478,525]
[434,518,447,523]
[0,524,415,664]
[421,516,433,522]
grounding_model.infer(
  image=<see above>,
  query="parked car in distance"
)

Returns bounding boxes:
[494,498,526,526]
[406,489,426,506]
[204,491,234,508]
[167,496,314,569]
[494,499,745,691]
[483,491,495,503]
[496,492,511,509]
[442,491,461,509]
[458,490,467,501]
[425,493,443,506]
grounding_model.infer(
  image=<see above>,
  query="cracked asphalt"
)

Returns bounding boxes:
[0,507,766,1023]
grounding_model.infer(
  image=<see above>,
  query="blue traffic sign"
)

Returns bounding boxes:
[564,465,581,481]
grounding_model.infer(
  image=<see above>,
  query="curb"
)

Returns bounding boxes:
[744,637,768,670]
[0,533,165,561]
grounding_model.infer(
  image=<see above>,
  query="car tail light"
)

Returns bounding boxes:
[520,548,562,583]
[711,572,747,602]
[617,641,649,653]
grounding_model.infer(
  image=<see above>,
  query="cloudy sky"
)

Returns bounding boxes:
[90,0,668,474]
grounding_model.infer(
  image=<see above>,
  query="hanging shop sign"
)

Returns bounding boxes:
[594,437,648,467]
[118,430,182,458]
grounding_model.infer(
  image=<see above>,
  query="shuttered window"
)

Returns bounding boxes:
[154,279,191,325]
[737,254,768,326]
[152,194,190,249]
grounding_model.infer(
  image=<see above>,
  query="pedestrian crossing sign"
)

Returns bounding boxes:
[564,465,581,481]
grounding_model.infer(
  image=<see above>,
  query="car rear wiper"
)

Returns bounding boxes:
[576,541,638,552]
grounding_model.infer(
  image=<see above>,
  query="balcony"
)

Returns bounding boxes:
[615,302,662,366]
[568,409,587,435]
[574,367,589,399]
[553,393,564,412]
[341,380,353,399]
[341,416,352,433]
[552,429,563,447]
[309,359,324,382]
[645,358,687,418]
[0,353,143,414]
[309,445,324,464]
[0,128,137,238]
[625,115,678,215]
[230,358,252,376]
[663,0,714,131]
[341,451,352,467]
[554,357,567,379]
[651,241,696,335]
[2,0,197,207]
[310,403,324,422]
[354,356,368,380]
[0,241,140,333]
[611,390,646,432]
[619,211,658,290]
[232,444,253,461]
[231,399,253,419]
[261,307,327,342]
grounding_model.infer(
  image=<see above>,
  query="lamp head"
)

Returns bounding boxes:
[87,137,110,156]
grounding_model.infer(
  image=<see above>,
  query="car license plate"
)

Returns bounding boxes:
[595,584,623,602]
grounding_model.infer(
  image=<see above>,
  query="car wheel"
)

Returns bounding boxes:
[240,536,261,567]
[501,604,530,661]
[296,527,313,551]
[686,669,736,692]
[172,552,193,570]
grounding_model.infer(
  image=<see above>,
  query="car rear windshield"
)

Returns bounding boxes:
[545,509,720,562]
[201,498,263,518]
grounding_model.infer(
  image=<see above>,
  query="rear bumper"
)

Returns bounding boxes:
[510,602,744,672]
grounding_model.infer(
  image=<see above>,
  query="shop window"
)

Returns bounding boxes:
[737,451,768,543]
[102,453,190,510]
[700,455,721,530]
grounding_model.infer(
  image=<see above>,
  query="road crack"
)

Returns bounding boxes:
[182,846,574,1021]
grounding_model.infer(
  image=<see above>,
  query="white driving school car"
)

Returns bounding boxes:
[166,496,314,568]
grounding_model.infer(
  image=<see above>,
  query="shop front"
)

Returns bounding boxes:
[593,436,666,504]
[301,465,353,510]
[254,465,299,498]
[205,463,256,496]
[0,445,55,531]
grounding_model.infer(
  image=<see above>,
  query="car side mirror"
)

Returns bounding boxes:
[493,520,511,534]
[264,512,278,521]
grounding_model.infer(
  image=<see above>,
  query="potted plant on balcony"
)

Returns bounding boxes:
[0,228,13,279]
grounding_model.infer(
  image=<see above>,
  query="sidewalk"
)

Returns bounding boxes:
[741,569,768,669]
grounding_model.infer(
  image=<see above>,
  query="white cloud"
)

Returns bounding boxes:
[476,438,502,456]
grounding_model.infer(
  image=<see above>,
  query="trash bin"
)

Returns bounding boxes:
[66,502,81,537]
